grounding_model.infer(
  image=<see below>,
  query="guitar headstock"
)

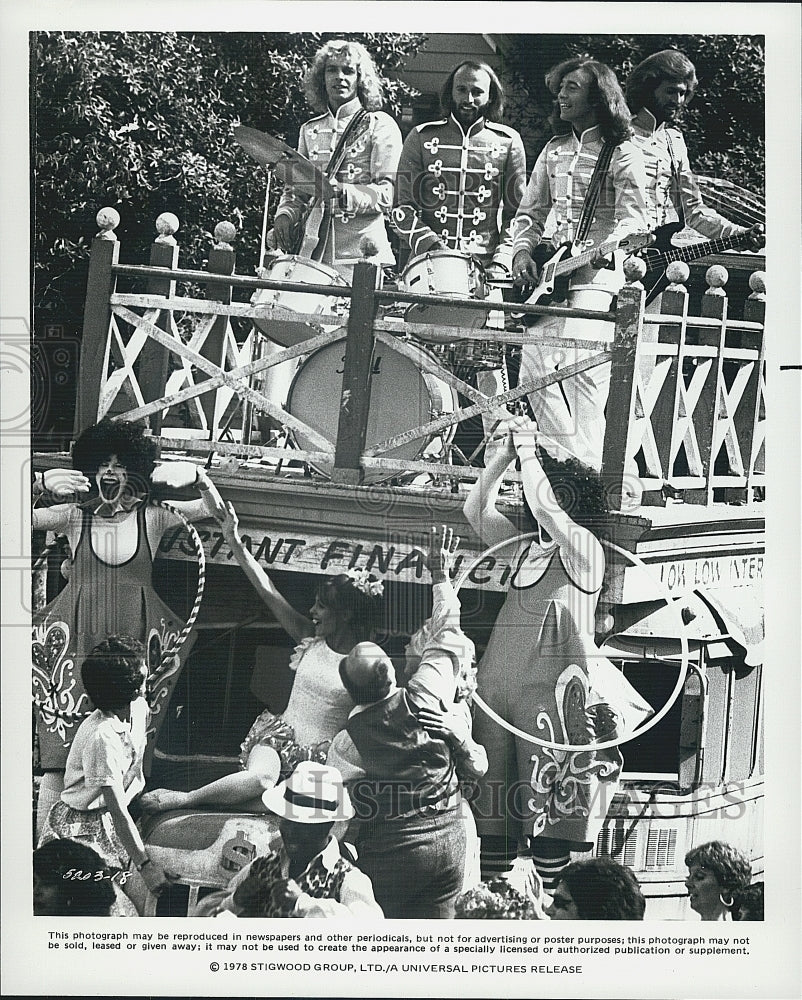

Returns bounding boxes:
[618,231,656,253]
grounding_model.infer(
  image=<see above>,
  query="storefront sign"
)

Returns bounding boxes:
[157,524,516,593]
[622,552,764,603]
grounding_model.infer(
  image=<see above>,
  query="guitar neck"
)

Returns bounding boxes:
[553,238,620,277]
[651,233,748,271]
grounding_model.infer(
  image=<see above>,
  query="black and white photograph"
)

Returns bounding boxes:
[2,3,800,998]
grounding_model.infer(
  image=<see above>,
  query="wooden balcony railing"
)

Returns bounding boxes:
[73,210,766,509]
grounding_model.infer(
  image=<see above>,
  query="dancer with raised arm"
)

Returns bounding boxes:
[141,502,384,813]
[463,415,651,892]
[32,418,227,834]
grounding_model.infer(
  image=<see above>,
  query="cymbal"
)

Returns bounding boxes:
[233,125,334,198]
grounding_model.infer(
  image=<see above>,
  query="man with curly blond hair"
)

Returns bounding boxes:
[270,39,402,279]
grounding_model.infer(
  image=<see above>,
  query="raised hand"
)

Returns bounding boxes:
[219,500,241,539]
[40,468,91,497]
[151,460,200,490]
[426,524,460,585]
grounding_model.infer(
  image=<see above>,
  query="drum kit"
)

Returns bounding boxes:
[233,126,510,479]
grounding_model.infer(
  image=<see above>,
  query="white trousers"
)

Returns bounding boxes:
[520,262,621,471]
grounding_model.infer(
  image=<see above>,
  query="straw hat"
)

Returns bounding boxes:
[261,762,354,824]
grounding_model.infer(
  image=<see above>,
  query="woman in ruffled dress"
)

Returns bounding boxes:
[141,503,384,813]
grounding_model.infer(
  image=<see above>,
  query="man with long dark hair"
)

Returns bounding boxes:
[511,58,649,472]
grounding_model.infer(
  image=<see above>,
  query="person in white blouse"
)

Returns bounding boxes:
[141,502,384,814]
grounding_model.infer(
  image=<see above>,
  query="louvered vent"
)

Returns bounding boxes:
[645,828,677,869]
[596,825,638,867]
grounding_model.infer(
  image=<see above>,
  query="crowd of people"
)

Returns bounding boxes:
[32,418,762,921]
[31,36,764,921]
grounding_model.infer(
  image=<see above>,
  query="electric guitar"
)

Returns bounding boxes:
[523,231,656,306]
[294,111,372,261]
[635,221,765,304]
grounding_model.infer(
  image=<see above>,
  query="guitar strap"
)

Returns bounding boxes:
[664,129,686,228]
[308,108,369,261]
[574,140,615,246]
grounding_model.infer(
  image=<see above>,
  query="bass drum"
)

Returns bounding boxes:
[286,335,457,483]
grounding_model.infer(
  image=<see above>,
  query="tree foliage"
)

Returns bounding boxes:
[499,34,764,196]
[33,31,426,327]
[33,31,764,329]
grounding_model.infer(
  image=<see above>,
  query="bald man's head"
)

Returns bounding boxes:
[339,641,396,705]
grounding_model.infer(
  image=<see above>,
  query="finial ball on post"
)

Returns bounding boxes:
[214,221,237,247]
[665,261,690,285]
[96,207,120,240]
[623,255,647,284]
[748,270,766,295]
[155,213,180,244]
[705,264,729,289]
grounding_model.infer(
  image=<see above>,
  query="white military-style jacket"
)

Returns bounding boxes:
[274,96,402,278]
[511,124,650,258]
[630,107,746,239]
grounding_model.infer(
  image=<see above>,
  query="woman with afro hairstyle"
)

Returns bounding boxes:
[32,418,226,834]
[463,415,651,895]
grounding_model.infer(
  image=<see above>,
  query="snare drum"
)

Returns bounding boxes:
[251,255,347,346]
[286,334,457,483]
[400,250,488,338]
[450,339,507,370]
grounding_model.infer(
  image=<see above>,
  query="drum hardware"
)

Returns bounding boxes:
[233,125,335,200]
[250,255,349,344]
[399,250,490,337]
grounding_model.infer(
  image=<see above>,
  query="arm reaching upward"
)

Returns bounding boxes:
[462,424,519,549]
[511,418,604,593]
[220,502,312,643]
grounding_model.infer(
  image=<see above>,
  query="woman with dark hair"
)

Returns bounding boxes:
[511,58,649,472]
[685,840,753,921]
[32,419,226,834]
[141,502,385,813]
[464,416,651,893]
[34,839,116,916]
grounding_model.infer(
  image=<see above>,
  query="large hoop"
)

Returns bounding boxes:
[457,532,690,753]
